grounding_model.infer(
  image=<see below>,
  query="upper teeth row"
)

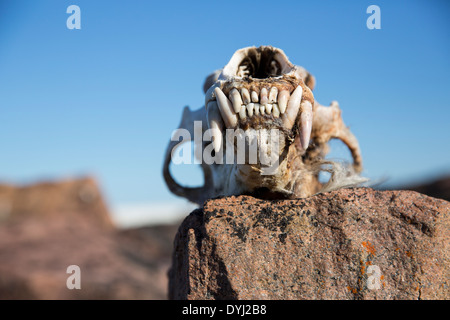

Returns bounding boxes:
[229,87,290,116]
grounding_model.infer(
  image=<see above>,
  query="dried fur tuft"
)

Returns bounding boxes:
[312,159,369,195]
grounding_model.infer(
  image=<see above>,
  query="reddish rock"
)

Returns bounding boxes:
[0,177,113,229]
[0,215,170,299]
[169,188,450,300]
[0,177,178,299]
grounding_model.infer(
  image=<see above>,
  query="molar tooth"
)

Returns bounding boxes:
[241,88,251,104]
[206,101,224,153]
[299,100,313,150]
[281,85,303,130]
[254,103,260,115]
[251,90,259,103]
[260,88,269,106]
[277,90,290,114]
[239,105,247,120]
[247,103,254,117]
[272,104,280,118]
[265,103,272,114]
[229,88,243,113]
[268,87,278,103]
[214,87,238,128]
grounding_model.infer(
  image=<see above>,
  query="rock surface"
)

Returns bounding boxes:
[0,177,178,299]
[169,188,450,300]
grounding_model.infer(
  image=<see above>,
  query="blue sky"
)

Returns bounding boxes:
[0,0,449,208]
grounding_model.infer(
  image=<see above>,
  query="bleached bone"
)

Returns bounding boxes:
[162,106,214,204]
[163,46,363,205]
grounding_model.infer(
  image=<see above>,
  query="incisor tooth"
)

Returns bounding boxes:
[260,104,265,115]
[278,90,290,114]
[272,104,280,118]
[229,88,243,113]
[247,103,254,117]
[265,103,272,114]
[206,101,224,153]
[299,100,313,150]
[281,85,303,130]
[241,88,251,104]
[254,103,260,115]
[239,106,246,120]
[260,88,269,106]
[214,87,238,128]
[268,87,278,103]
[251,91,259,103]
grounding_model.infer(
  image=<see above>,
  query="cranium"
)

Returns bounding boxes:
[163,46,363,205]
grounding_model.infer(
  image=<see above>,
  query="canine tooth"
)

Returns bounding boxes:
[239,106,247,120]
[206,101,224,152]
[251,91,259,103]
[265,103,272,114]
[281,85,303,130]
[241,88,251,104]
[272,104,280,118]
[268,87,278,103]
[278,90,290,114]
[260,104,265,115]
[247,103,254,117]
[260,88,269,106]
[299,100,313,150]
[254,103,260,115]
[214,87,238,128]
[229,88,243,113]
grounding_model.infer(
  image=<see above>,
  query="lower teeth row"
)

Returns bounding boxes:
[239,103,280,119]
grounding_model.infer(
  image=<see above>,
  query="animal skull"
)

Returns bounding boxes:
[163,46,363,205]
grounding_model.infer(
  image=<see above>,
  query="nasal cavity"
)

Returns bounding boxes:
[238,49,282,79]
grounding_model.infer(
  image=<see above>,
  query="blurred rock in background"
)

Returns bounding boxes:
[0,177,179,299]
[398,176,450,202]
